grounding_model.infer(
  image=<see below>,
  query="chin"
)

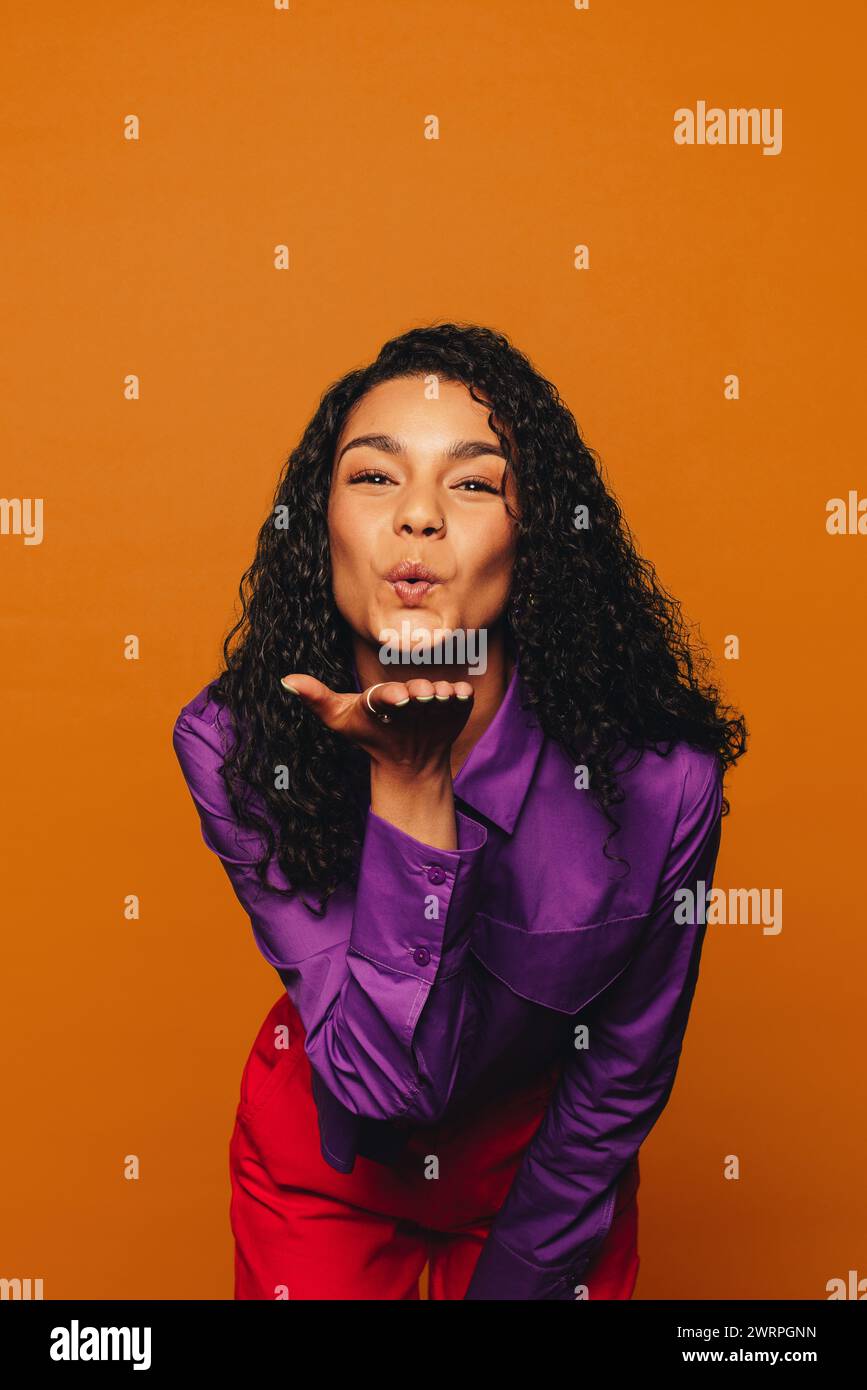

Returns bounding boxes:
[378,608,451,630]
[374,611,463,659]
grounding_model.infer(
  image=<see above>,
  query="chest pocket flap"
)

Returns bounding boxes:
[469,910,647,1015]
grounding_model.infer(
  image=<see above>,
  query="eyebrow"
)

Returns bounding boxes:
[335,433,506,466]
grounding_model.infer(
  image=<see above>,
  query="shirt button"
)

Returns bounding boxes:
[426,864,446,885]
[413,946,431,967]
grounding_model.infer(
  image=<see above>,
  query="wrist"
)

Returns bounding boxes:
[369,762,456,850]
[370,760,453,794]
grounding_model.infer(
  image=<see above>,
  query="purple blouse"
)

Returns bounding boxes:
[172,658,723,1300]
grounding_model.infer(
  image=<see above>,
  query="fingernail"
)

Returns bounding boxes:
[415,695,434,702]
[281,679,299,693]
[434,694,450,701]
[456,693,471,700]
[394,697,410,706]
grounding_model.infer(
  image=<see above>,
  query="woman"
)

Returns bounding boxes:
[172,322,747,1301]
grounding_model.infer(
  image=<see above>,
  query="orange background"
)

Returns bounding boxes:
[1,0,863,1299]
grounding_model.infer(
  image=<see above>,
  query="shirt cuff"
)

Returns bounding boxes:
[463,1233,578,1301]
[349,808,488,983]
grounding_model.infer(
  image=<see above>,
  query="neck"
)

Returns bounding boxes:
[352,629,515,781]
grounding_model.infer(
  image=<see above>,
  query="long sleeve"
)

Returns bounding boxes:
[464,748,724,1300]
[171,701,488,1124]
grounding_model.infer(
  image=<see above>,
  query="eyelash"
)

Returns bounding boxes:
[347,469,500,495]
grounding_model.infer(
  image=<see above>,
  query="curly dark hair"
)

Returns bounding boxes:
[205,321,747,914]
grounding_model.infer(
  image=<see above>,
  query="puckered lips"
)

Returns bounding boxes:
[385,558,443,607]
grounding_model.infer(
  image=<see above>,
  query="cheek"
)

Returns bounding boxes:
[327,507,382,615]
[463,516,516,582]
[327,516,356,610]
[453,519,516,614]
[328,501,365,577]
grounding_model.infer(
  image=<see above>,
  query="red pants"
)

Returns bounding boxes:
[229,992,641,1300]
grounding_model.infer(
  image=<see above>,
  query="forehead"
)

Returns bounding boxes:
[335,376,514,454]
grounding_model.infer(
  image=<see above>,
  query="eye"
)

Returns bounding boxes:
[453,476,501,495]
[347,469,397,485]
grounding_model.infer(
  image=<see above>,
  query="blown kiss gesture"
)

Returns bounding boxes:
[280,673,475,799]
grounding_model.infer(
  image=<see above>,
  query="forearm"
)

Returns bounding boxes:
[369,763,457,850]
[308,798,487,1122]
[174,699,486,1126]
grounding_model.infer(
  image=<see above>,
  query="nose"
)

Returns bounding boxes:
[395,491,445,538]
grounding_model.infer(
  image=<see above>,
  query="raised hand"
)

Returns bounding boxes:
[280,673,475,781]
